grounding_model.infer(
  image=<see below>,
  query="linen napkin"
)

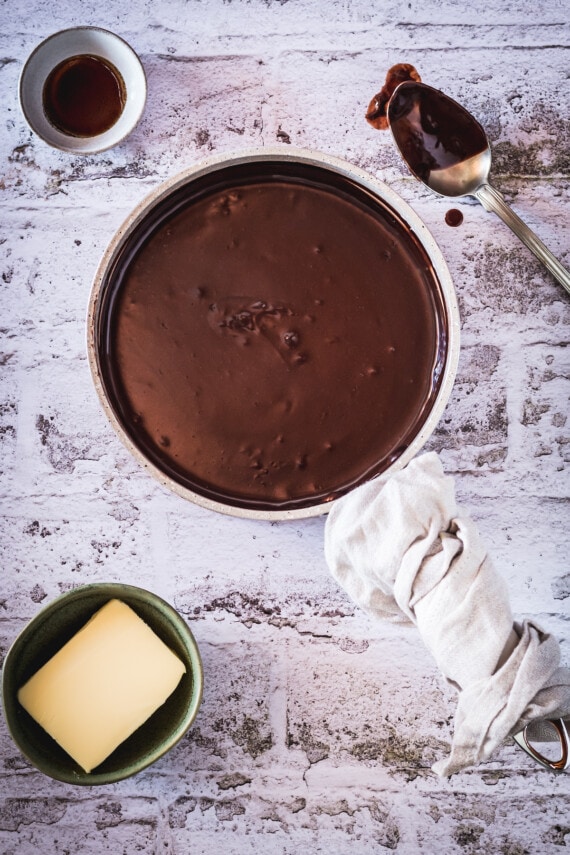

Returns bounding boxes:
[324,452,570,775]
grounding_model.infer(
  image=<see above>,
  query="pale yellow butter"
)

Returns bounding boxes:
[18,599,186,773]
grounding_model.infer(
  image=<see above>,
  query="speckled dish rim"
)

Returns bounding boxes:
[1,583,203,785]
[87,147,461,520]
[19,26,147,154]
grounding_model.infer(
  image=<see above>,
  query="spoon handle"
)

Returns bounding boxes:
[475,183,570,297]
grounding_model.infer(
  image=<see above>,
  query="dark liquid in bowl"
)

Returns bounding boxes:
[94,161,449,512]
[43,54,125,137]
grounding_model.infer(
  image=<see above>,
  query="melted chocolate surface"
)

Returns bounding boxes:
[96,163,448,511]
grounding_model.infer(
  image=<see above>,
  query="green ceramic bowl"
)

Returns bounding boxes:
[1,583,203,785]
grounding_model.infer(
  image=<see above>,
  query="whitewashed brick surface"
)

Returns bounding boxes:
[1,1,569,852]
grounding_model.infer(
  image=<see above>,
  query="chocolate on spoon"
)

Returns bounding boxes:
[386,80,570,296]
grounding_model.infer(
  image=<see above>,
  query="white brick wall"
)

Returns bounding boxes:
[1,1,569,852]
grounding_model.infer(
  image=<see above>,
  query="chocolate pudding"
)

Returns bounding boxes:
[95,161,448,512]
[365,63,421,130]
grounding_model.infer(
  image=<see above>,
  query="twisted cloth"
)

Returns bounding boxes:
[324,452,570,776]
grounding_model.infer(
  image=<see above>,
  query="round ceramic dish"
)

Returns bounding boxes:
[2,583,203,785]
[88,147,460,520]
[19,27,146,154]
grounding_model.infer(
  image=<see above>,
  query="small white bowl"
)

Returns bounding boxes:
[19,27,147,154]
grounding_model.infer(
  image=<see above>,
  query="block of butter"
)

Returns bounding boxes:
[17,599,186,773]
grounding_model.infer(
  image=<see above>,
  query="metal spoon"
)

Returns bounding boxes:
[513,718,569,773]
[387,81,570,296]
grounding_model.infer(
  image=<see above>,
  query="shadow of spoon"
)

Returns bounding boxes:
[387,81,570,296]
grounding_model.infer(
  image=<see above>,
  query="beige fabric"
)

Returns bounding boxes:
[324,452,570,776]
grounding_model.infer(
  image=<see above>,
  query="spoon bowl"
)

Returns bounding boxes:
[387,81,490,196]
[387,81,570,296]
[426,150,492,199]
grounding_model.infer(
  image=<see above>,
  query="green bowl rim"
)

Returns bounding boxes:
[1,582,203,785]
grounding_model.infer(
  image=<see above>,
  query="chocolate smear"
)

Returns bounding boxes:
[365,63,421,130]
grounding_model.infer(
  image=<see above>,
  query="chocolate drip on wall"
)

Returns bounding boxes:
[96,166,447,511]
[365,63,421,130]
[445,209,464,227]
